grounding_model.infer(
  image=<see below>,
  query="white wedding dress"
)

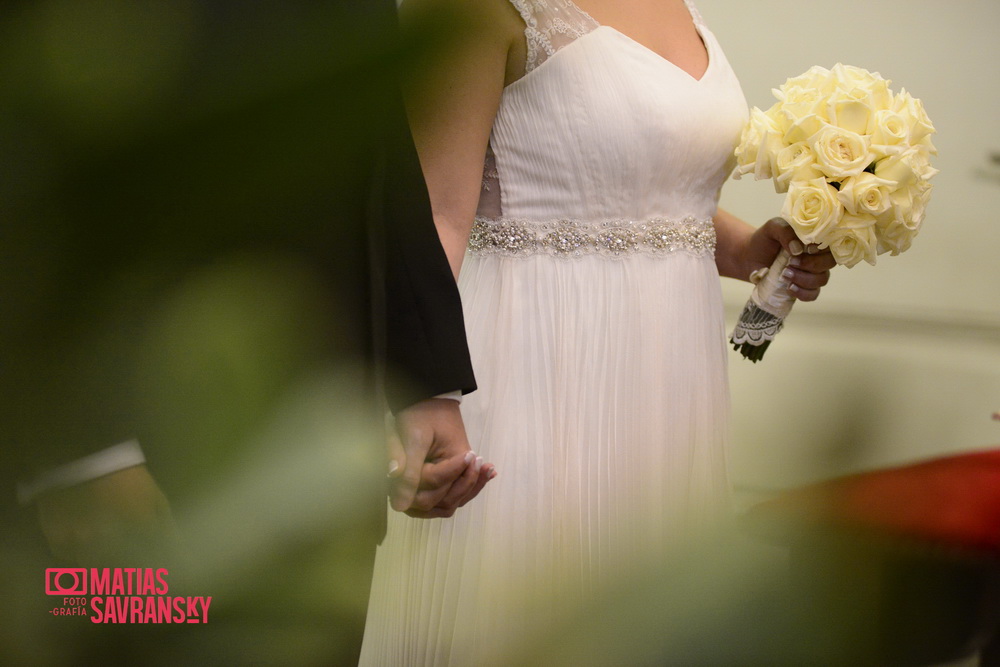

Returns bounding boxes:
[361,1,748,664]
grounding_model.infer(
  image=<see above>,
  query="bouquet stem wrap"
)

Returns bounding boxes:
[730,248,796,362]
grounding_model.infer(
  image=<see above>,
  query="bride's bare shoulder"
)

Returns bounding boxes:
[399,0,526,84]
[399,0,524,41]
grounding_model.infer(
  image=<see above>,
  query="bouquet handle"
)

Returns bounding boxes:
[730,248,797,362]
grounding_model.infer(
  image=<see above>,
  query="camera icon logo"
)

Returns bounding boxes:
[45,568,87,595]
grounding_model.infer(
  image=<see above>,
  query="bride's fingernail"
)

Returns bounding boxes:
[387,460,399,477]
[781,268,795,280]
[474,456,484,473]
[488,468,498,480]
[789,240,805,256]
[464,451,476,465]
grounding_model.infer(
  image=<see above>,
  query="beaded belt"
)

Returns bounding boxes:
[467,216,716,259]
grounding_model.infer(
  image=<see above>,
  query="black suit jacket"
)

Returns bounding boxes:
[378,92,477,412]
[1,0,474,499]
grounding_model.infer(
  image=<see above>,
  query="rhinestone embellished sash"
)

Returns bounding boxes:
[468,216,716,259]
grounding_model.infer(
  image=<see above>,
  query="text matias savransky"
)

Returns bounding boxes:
[46,567,211,624]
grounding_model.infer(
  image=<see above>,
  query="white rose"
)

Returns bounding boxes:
[870,109,909,159]
[827,95,874,135]
[911,184,933,228]
[865,76,893,111]
[893,89,936,145]
[762,102,791,136]
[781,177,844,244]
[782,113,826,145]
[774,142,823,193]
[830,64,893,107]
[734,116,763,178]
[888,180,933,231]
[780,65,833,95]
[837,173,894,216]
[875,218,919,256]
[811,125,874,180]
[903,146,939,181]
[774,85,827,129]
[822,212,878,267]
[830,63,878,87]
[918,133,938,155]
[874,155,910,190]
[734,107,783,180]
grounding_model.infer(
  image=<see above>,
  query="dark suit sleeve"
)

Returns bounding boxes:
[375,87,477,414]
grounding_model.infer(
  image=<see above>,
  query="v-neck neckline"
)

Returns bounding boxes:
[567,0,712,83]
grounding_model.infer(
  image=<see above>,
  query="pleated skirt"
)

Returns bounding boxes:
[360,251,732,666]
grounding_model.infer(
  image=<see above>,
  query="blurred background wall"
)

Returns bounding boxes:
[700,0,1000,500]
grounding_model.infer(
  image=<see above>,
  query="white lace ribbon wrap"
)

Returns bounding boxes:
[730,248,796,346]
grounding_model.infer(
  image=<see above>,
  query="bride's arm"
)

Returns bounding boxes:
[713,208,836,302]
[399,0,524,278]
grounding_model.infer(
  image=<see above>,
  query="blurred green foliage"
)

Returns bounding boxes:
[0,1,459,663]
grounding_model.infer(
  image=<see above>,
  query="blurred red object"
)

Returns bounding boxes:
[745,448,1000,557]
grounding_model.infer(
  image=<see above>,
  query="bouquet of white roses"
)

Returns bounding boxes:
[730,63,937,361]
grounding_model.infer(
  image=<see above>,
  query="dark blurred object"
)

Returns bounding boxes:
[0,0,472,488]
[0,0,472,663]
[745,448,1000,666]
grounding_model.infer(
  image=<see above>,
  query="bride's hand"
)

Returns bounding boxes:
[743,217,837,302]
[387,399,496,519]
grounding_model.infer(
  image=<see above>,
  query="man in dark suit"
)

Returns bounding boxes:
[378,78,494,519]
[1,0,486,661]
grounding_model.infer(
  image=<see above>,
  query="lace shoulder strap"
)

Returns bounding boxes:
[507,0,599,74]
[683,0,706,28]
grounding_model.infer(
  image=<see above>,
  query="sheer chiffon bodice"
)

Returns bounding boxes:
[478,0,745,223]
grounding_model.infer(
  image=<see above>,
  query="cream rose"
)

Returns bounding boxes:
[874,152,917,189]
[762,102,790,136]
[782,113,826,145]
[781,177,843,244]
[824,71,878,135]
[774,142,822,194]
[822,212,878,267]
[734,107,783,180]
[837,173,894,216]
[888,180,933,230]
[903,146,940,182]
[875,218,919,256]
[893,89,936,144]
[870,109,909,159]
[774,85,827,127]
[830,64,893,107]
[811,125,874,180]
[781,65,833,95]
[827,95,874,135]
[734,118,763,178]
[830,63,878,87]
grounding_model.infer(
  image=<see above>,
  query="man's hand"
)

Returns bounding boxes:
[387,398,495,518]
[36,464,180,563]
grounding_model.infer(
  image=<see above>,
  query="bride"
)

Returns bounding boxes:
[362,0,835,663]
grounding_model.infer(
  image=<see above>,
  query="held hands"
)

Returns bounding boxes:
[742,217,837,302]
[387,398,495,519]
